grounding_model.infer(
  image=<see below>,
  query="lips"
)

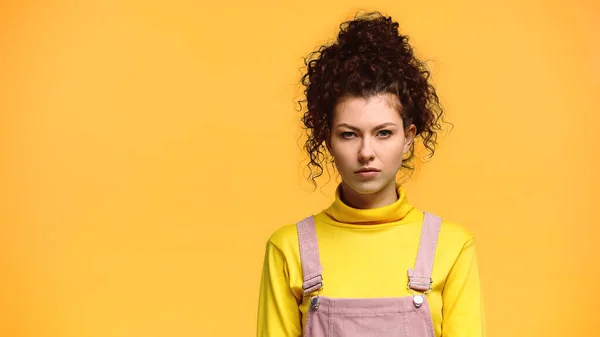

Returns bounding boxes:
[355,168,380,173]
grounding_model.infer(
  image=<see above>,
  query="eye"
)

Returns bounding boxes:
[378,130,393,137]
[341,132,356,139]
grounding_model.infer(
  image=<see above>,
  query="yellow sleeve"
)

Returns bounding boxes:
[256,240,302,337]
[441,238,485,337]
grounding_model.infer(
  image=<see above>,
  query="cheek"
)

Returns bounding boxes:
[327,141,341,161]
[384,152,404,164]
[331,148,349,164]
[381,141,406,163]
[329,143,354,166]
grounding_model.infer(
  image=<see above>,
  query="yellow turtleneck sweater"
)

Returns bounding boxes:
[256,185,485,337]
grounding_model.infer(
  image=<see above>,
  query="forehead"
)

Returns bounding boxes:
[332,94,402,126]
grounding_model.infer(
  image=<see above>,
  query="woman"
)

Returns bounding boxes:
[257,11,484,337]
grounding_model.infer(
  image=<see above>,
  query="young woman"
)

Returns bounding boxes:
[256,11,484,337]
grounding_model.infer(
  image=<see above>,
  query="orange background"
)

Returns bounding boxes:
[1,1,599,336]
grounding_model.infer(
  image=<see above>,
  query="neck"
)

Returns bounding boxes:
[339,181,399,209]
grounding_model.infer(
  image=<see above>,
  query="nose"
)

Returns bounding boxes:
[358,138,375,163]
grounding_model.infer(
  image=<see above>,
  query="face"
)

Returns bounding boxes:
[327,94,416,204]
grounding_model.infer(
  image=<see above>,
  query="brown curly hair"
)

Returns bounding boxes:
[298,11,446,187]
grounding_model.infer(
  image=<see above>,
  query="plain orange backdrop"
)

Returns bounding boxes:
[1,1,599,336]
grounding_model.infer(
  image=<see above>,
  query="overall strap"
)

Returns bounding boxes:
[408,212,442,292]
[296,216,323,295]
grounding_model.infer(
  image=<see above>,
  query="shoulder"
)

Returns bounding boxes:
[426,213,480,276]
[264,218,307,258]
[433,216,480,279]
[438,217,475,244]
[268,222,299,247]
[424,211,476,253]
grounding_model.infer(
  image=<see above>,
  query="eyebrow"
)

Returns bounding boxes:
[335,122,397,131]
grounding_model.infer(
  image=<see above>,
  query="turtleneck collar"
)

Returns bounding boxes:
[320,183,416,228]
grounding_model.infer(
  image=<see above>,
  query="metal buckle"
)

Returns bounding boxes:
[407,282,432,291]
[407,277,432,308]
[306,283,324,311]
[309,286,323,310]
[407,276,432,291]
[302,281,324,294]
[302,276,324,298]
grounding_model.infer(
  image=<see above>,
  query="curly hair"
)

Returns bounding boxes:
[298,11,446,187]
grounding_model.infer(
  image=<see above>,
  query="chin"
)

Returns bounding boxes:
[344,179,387,196]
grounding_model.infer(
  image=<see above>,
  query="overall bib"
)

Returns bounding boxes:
[296,212,441,337]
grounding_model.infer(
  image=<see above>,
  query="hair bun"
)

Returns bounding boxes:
[336,12,405,56]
